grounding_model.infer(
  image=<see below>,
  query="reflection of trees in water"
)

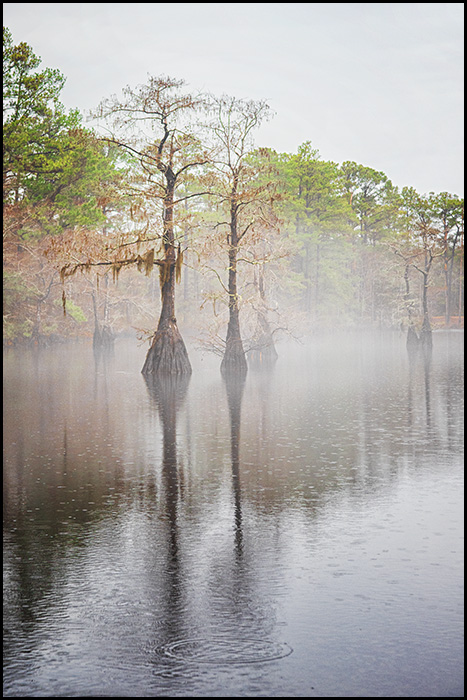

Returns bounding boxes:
[4,346,130,661]
[439,336,464,450]
[4,337,463,690]
[242,363,362,510]
[223,373,246,557]
[143,370,279,648]
[354,351,433,491]
[144,374,191,541]
[93,343,114,429]
[213,371,278,638]
[408,345,433,430]
[423,349,432,428]
[143,374,190,639]
[249,364,275,451]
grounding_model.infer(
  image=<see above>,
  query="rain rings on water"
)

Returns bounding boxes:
[157,637,293,665]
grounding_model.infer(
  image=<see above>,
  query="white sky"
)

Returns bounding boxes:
[4,2,464,196]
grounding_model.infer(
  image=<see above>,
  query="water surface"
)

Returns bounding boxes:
[3,331,464,697]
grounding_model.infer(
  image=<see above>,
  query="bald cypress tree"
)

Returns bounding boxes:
[94,76,209,376]
[206,96,277,376]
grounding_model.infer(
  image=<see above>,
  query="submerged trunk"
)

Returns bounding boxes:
[248,264,278,369]
[404,265,420,355]
[93,325,115,349]
[220,235,247,377]
[142,178,191,377]
[142,322,191,376]
[141,259,191,376]
[247,311,278,369]
[420,314,433,355]
[221,308,248,376]
[420,265,432,355]
[406,323,420,355]
[92,291,114,349]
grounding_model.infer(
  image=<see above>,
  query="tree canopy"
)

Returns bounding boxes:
[3,27,464,351]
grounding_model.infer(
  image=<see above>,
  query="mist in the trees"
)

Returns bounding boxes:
[3,24,464,700]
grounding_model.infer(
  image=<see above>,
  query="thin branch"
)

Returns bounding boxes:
[237,221,254,242]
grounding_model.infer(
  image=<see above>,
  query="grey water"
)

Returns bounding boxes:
[3,331,464,697]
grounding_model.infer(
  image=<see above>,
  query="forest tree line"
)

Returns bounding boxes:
[3,27,464,370]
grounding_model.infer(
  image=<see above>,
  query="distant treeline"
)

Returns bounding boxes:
[3,27,464,348]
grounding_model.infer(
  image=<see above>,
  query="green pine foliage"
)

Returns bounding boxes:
[3,27,464,344]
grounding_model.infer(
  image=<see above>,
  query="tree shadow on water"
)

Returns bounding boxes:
[222,372,246,557]
[407,339,433,430]
[142,373,191,638]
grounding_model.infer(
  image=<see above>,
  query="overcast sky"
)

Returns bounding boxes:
[4,3,464,196]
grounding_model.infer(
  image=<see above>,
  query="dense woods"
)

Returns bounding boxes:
[3,28,464,368]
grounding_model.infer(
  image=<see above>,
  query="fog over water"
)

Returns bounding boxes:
[3,331,464,697]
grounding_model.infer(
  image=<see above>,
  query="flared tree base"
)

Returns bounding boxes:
[93,325,115,349]
[406,319,432,361]
[247,312,278,369]
[220,344,248,377]
[142,323,192,376]
[247,331,278,370]
[406,324,420,354]
[248,343,278,369]
[420,316,433,354]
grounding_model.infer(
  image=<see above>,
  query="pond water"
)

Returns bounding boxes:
[3,331,464,697]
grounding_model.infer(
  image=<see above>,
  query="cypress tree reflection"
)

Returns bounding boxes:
[143,373,190,632]
[407,342,433,430]
[223,372,246,557]
[423,350,432,429]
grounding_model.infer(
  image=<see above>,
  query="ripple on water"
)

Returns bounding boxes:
[157,637,293,665]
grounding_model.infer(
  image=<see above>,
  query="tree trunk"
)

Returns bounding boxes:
[420,259,432,354]
[32,300,42,344]
[404,264,420,355]
[220,230,247,377]
[248,265,278,369]
[420,314,432,355]
[247,311,278,369]
[221,304,248,375]
[406,323,420,354]
[142,178,191,377]
[444,246,458,326]
[142,319,191,376]
[92,290,114,349]
[141,259,191,375]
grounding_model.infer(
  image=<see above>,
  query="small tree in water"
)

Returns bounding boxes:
[93,76,209,376]
[205,96,277,375]
[395,187,445,354]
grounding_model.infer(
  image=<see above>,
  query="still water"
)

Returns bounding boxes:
[3,331,464,697]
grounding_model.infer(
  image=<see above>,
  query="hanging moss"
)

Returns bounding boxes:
[144,248,155,276]
[59,263,81,283]
[59,264,70,284]
[175,245,183,284]
[112,262,123,283]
